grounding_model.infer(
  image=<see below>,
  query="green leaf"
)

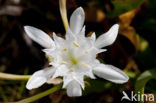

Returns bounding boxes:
[136,35,156,69]
[126,71,137,78]
[135,69,156,103]
[107,0,145,17]
[84,78,126,95]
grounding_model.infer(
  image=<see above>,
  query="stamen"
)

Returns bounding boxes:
[73,41,80,47]
[85,50,88,54]
[60,61,67,64]
[82,63,88,67]
[62,48,68,51]
[69,69,74,72]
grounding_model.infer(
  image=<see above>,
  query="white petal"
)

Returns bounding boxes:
[87,32,96,47]
[52,65,68,79]
[42,48,55,54]
[53,32,63,42]
[90,32,96,41]
[65,26,76,40]
[93,64,129,84]
[52,32,65,49]
[26,67,55,90]
[24,26,55,48]
[79,26,85,37]
[73,74,85,89]
[76,64,96,80]
[62,74,73,88]
[26,76,46,90]
[70,7,85,34]
[95,24,119,48]
[67,80,82,97]
[97,49,107,54]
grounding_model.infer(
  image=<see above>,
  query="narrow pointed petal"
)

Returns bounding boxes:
[65,26,76,40]
[97,49,107,54]
[42,48,55,54]
[24,26,55,48]
[72,74,85,89]
[70,7,85,34]
[63,74,73,88]
[53,32,64,48]
[26,67,55,90]
[90,32,96,41]
[93,64,129,84]
[52,65,68,79]
[79,26,85,37]
[67,80,82,97]
[95,24,119,48]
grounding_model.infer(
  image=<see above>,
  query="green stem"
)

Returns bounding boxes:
[0,72,31,80]
[15,84,62,103]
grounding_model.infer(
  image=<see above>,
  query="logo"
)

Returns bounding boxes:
[121,91,154,102]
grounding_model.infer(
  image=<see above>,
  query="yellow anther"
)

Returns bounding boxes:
[82,63,88,67]
[69,69,74,72]
[60,61,67,64]
[85,50,88,54]
[62,48,68,51]
[73,41,79,47]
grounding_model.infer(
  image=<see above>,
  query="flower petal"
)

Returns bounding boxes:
[70,7,85,34]
[62,74,73,88]
[26,67,55,90]
[79,26,85,37]
[52,65,68,79]
[67,80,82,97]
[73,74,85,89]
[53,32,65,48]
[24,26,55,48]
[53,32,64,43]
[65,26,76,40]
[95,24,119,48]
[93,64,129,84]
[97,49,107,54]
[90,32,96,41]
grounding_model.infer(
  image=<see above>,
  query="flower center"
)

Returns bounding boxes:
[70,56,77,65]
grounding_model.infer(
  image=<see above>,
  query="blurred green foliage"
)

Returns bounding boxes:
[107,0,145,17]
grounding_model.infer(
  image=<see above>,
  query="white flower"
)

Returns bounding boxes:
[24,7,129,97]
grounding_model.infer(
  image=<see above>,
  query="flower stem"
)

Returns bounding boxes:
[15,83,62,103]
[59,0,68,31]
[0,72,30,80]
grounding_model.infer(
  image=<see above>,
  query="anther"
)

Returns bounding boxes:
[60,61,67,64]
[85,50,88,54]
[69,69,74,72]
[62,48,68,51]
[73,41,80,47]
[82,63,88,67]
